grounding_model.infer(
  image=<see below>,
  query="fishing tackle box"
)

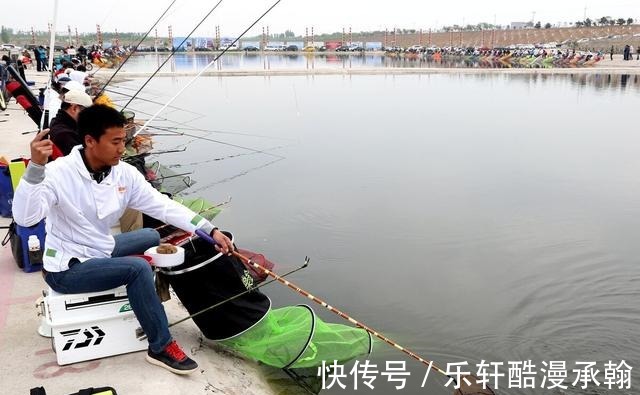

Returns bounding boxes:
[40,286,148,365]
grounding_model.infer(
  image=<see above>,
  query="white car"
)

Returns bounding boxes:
[0,44,22,51]
[264,44,287,51]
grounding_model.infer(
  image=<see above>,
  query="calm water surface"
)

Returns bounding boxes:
[112,73,640,394]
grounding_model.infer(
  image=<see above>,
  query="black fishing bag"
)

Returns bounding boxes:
[158,233,270,340]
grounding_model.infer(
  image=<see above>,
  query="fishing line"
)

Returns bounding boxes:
[120,105,285,158]
[166,144,286,168]
[97,0,179,96]
[187,157,284,194]
[125,105,208,130]
[122,0,226,110]
[143,125,286,159]
[149,124,295,142]
[103,87,206,118]
[133,0,284,137]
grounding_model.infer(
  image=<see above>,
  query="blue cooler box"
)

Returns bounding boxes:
[13,220,46,273]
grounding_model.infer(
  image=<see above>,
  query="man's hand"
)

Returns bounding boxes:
[30,129,52,165]
[212,229,234,255]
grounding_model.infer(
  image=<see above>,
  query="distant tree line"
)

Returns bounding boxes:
[574,17,634,27]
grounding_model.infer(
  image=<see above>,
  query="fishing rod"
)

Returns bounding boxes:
[40,0,59,131]
[133,0,284,137]
[136,256,310,340]
[187,156,284,193]
[140,124,286,159]
[148,124,295,142]
[102,87,206,118]
[166,144,285,168]
[122,0,225,111]
[194,229,495,394]
[97,0,178,96]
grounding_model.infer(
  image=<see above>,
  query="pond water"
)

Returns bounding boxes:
[111,72,640,394]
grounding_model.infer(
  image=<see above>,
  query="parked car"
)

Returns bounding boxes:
[336,45,350,52]
[220,43,239,50]
[244,45,259,51]
[0,44,22,51]
[285,45,299,52]
[407,45,424,53]
[264,44,285,51]
[303,46,315,52]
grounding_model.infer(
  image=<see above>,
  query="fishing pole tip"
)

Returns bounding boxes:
[302,256,310,268]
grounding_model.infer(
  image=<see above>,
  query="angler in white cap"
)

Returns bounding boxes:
[48,89,93,156]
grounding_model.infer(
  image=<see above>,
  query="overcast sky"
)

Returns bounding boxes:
[1,0,638,37]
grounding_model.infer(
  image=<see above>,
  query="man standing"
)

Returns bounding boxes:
[13,105,234,374]
[49,89,93,155]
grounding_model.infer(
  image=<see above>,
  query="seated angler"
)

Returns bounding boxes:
[48,89,93,155]
[12,104,234,375]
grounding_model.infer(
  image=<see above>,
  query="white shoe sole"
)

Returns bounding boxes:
[146,354,198,375]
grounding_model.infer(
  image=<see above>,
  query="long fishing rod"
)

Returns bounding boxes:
[40,0,59,131]
[136,256,310,340]
[140,124,286,159]
[122,0,225,111]
[97,0,178,96]
[148,123,295,142]
[103,87,206,117]
[133,0,284,137]
[167,144,285,168]
[194,229,491,391]
[188,157,283,194]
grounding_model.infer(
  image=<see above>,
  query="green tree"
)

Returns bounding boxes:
[575,21,584,27]
[534,21,541,29]
[584,18,592,27]
[617,18,626,25]
[609,19,616,26]
[599,17,609,25]
[627,18,634,25]
[544,23,552,29]
[1,26,10,43]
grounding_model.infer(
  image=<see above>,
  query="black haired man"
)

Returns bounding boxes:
[13,105,233,374]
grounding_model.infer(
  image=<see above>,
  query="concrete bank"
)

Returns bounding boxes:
[0,69,295,395]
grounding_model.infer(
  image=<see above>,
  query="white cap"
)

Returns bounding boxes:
[63,90,93,108]
[62,80,86,92]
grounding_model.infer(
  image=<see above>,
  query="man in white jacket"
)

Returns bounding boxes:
[13,105,233,375]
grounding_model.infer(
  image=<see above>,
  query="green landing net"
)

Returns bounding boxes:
[219,305,374,369]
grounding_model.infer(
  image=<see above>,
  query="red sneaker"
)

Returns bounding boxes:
[146,340,198,374]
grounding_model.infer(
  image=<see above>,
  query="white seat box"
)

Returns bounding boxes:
[44,286,148,365]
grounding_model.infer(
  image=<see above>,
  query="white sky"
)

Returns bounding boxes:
[1,0,638,37]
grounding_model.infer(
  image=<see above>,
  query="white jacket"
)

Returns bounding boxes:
[13,146,214,272]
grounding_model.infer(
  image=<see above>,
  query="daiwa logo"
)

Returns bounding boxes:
[119,303,132,313]
[60,326,106,351]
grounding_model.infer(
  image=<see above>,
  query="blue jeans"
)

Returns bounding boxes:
[44,228,171,353]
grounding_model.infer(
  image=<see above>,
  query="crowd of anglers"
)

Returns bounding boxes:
[387,46,605,67]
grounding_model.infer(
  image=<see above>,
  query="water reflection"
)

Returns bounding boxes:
[124,52,631,73]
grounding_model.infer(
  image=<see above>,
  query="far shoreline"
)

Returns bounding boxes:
[94,65,640,80]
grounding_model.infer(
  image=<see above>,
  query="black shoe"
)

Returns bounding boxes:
[146,340,198,374]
